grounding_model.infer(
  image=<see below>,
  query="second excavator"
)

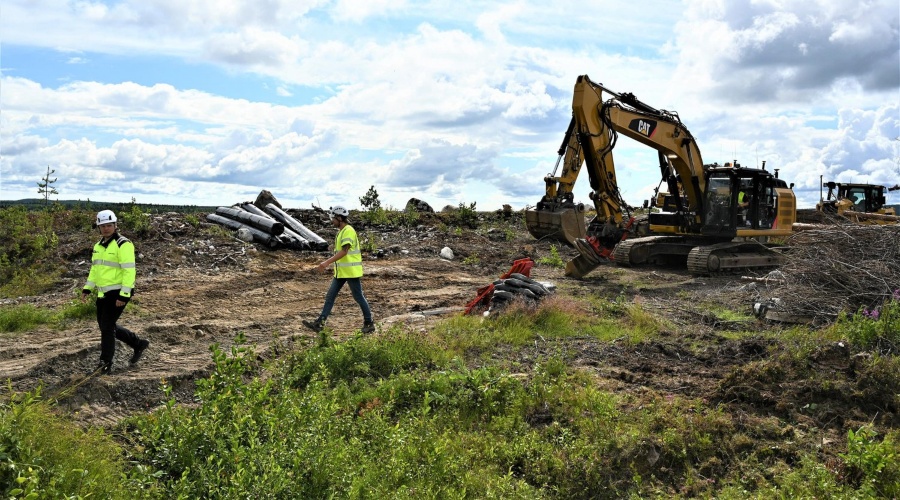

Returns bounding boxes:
[525,75,797,277]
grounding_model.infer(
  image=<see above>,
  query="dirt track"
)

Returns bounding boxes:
[1,258,502,426]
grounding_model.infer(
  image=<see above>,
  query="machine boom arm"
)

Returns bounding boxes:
[572,75,706,225]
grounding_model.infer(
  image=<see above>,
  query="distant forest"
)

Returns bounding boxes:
[0,198,218,213]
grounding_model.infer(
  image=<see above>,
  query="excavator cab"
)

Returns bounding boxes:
[701,166,788,237]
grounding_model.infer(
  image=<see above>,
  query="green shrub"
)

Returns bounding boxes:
[360,233,378,252]
[454,201,479,228]
[440,202,479,229]
[841,427,899,498]
[204,224,232,238]
[394,204,421,227]
[118,199,151,236]
[359,185,381,211]
[132,333,536,498]
[0,299,96,334]
[834,293,900,352]
[462,254,481,265]
[0,388,157,499]
[0,207,61,297]
[57,298,97,322]
[286,327,453,389]
[537,245,565,268]
[431,298,581,353]
[121,313,885,498]
[359,206,391,226]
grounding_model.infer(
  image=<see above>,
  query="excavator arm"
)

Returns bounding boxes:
[572,75,706,226]
[526,74,706,250]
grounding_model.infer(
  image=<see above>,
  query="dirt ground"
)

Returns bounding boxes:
[1,209,891,441]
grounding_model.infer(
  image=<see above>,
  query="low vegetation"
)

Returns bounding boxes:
[0,300,95,334]
[1,203,899,498]
[0,206,66,297]
[3,291,900,498]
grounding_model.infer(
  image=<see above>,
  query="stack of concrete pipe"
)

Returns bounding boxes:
[206,204,328,251]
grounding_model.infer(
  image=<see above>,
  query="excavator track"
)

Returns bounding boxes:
[686,241,784,275]
[611,236,686,266]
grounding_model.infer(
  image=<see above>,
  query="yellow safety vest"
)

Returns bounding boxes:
[334,224,363,278]
[84,234,136,299]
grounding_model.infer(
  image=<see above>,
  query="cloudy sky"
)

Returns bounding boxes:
[2,0,898,211]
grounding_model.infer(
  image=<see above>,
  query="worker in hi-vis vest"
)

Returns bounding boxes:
[81,209,149,375]
[303,206,375,334]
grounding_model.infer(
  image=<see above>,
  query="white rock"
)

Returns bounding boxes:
[440,247,454,260]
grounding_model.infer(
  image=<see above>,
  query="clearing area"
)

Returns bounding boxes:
[1,207,897,497]
[3,210,892,435]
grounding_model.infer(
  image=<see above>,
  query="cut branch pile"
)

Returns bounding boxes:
[206,203,328,251]
[763,224,900,322]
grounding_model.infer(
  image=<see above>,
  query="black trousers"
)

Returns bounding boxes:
[96,292,139,364]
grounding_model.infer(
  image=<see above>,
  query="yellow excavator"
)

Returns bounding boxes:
[525,74,797,277]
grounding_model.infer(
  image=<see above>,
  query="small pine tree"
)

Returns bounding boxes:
[37,165,59,206]
[359,185,381,211]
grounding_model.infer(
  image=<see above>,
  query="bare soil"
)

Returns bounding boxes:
[1,210,894,443]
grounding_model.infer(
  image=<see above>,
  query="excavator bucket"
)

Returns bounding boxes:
[525,206,586,246]
[564,254,600,278]
[563,237,605,278]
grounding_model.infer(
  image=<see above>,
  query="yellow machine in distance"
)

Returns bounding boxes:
[816,181,899,224]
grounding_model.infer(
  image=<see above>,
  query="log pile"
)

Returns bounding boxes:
[758,224,900,322]
[206,201,329,251]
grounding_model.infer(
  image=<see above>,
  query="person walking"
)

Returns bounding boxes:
[303,206,375,334]
[81,209,149,374]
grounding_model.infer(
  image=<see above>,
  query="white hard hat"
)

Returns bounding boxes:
[330,206,349,217]
[96,210,117,225]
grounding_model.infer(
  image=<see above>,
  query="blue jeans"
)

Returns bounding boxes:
[318,277,372,323]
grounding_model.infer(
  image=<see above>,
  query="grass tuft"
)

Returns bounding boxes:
[0,304,54,333]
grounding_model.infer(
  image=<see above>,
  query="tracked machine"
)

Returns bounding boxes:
[525,75,797,277]
[812,181,899,224]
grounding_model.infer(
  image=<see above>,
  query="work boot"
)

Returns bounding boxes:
[303,318,325,333]
[89,361,112,376]
[130,339,150,364]
[361,321,375,334]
